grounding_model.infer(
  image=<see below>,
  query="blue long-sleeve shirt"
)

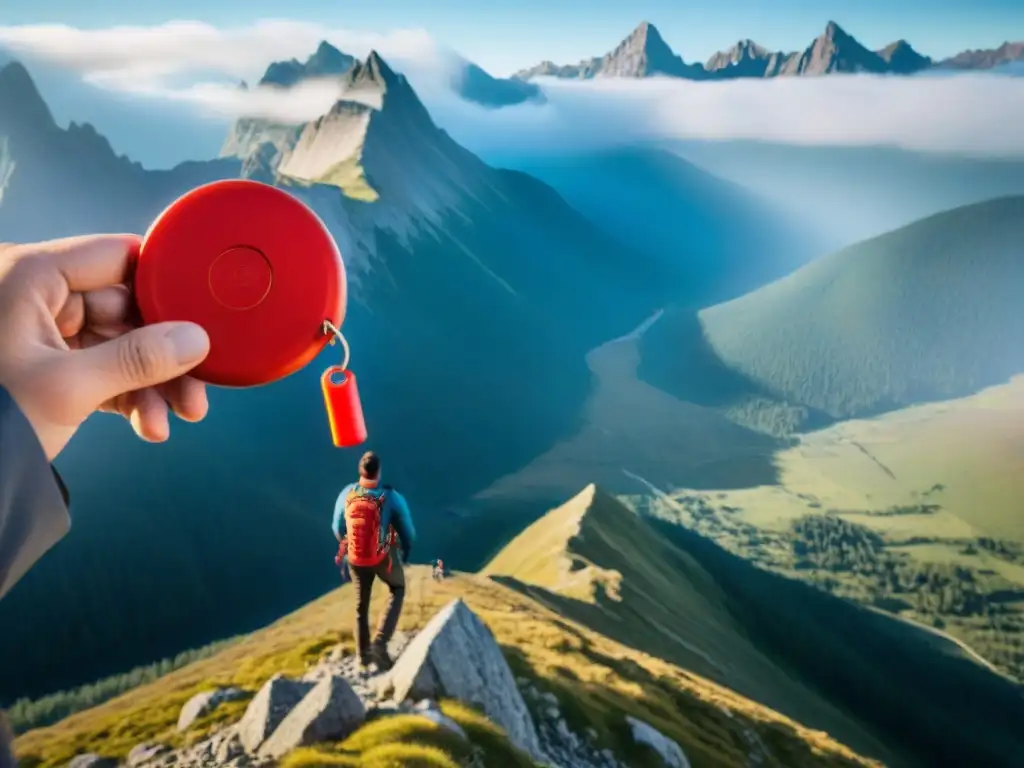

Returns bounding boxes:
[332,482,416,560]
[0,386,71,767]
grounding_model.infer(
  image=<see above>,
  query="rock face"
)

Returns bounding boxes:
[520,20,941,81]
[259,40,355,88]
[514,21,702,80]
[177,687,247,731]
[939,40,1024,70]
[626,716,691,768]
[257,675,367,758]
[301,631,411,706]
[67,756,117,768]
[779,21,888,75]
[704,40,793,78]
[236,675,314,753]
[518,678,621,768]
[876,40,932,73]
[388,598,543,760]
[126,743,171,766]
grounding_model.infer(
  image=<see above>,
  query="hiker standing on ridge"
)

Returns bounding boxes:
[333,450,416,672]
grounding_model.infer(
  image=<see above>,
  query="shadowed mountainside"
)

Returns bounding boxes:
[639,196,1024,430]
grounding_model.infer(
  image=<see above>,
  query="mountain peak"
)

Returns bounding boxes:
[259,41,355,88]
[363,50,396,82]
[623,20,674,59]
[705,39,781,77]
[629,21,662,45]
[308,40,352,71]
[0,61,56,134]
[273,50,458,206]
[780,19,887,75]
[342,50,405,99]
[823,20,847,40]
[877,39,932,72]
[601,19,701,78]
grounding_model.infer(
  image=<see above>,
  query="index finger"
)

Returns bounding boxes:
[40,234,142,292]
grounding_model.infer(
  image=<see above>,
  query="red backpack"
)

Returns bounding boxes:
[344,487,394,567]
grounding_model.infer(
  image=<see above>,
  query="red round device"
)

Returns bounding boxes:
[135,180,346,387]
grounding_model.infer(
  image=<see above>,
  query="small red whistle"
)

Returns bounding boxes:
[321,365,367,448]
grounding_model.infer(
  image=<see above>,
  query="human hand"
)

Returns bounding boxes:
[0,234,211,460]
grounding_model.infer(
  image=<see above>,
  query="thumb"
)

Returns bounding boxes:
[73,322,210,405]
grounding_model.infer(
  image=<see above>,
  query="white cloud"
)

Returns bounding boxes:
[0,20,1021,158]
[0,20,456,120]
[428,71,1024,159]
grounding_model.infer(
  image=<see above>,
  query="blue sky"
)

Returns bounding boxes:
[10,0,1024,76]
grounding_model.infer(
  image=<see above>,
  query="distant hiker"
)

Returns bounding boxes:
[433,558,445,581]
[333,451,416,672]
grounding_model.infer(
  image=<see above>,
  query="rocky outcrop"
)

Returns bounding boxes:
[236,675,313,752]
[939,40,1024,70]
[126,743,171,766]
[257,676,366,758]
[66,755,117,768]
[626,716,691,768]
[387,598,543,761]
[177,687,247,731]
[125,602,647,767]
[513,21,702,80]
[518,677,621,768]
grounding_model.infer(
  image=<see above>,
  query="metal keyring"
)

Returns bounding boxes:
[322,319,350,371]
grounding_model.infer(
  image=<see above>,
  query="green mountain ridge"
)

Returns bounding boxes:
[640,195,1024,431]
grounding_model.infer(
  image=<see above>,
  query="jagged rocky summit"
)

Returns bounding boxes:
[85,599,689,768]
[515,19,937,81]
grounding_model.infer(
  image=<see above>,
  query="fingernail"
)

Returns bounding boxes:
[166,324,210,366]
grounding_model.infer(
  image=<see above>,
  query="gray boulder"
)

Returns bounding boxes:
[237,674,314,753]
[67,756,117,768]
[258,675,366,758]
[177,686,247,731]
[387,598,542,760]
[126,743,171,766]
[626,717,691,768]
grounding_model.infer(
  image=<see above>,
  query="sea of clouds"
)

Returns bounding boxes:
[1,19,1022,167]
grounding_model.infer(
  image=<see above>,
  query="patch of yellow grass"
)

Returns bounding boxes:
[279,700,534,768]
[15,628,346,766]
[315,156,380,203]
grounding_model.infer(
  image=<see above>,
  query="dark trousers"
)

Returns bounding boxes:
[350,549,405,662]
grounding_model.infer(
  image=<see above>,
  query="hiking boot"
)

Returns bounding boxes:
[358,654,373,676]
[370,641,393,671]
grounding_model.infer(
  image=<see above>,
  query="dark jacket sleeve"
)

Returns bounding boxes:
[0,386,71,601]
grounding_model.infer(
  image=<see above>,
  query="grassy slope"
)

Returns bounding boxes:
[484,485,896,765]
[732,376,1024,543]
[15,567,876,768]
[697,196,1024,420]
[660,375,1024,685]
